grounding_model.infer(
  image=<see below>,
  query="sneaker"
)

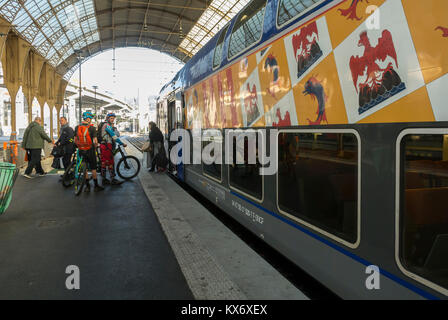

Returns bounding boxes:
[94,185,105,192]
[38,172,47,176]
[148,167,155,172]
[102,178,111,185]
[84,184,91,193]
[23,174,34,179]
[110,178,122,185]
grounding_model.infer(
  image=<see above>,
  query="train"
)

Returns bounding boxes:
[155,0,448,299]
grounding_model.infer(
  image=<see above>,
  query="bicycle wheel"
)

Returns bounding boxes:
[117,155,140,180]
[74,162,87,196]
[62,161,76,188]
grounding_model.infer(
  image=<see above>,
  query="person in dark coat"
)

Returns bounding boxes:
[148,121,166,172]
[56,117,75,169]
[21,116,53,179]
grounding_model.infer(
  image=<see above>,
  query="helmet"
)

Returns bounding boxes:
[82,111,94,120]
[106,112,116,119]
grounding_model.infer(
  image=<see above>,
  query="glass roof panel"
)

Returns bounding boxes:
[0,0,22,22]
[179,0,251,57]
[0,0,99,67]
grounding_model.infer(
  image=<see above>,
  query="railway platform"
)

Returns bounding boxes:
[0,140,307,300]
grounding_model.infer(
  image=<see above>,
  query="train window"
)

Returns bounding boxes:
[202,131,223,182]
[398,132,448,294]
[277,131,359,246]
[277,0,323,27]
[228,133,263,201]
[213,25,229,69]
[228,0,267,59]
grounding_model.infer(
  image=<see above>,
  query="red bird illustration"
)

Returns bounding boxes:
[350,30,398,93]
[338,0,366,21]
[292,22,319,62]
[435,26,448,37]
[291,21,322,78]
[272,109,291,127]
[350,30,404,113]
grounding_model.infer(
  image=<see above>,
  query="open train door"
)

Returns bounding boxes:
[166,90,185,180]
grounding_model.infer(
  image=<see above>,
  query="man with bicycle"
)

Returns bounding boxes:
[74,111,104,192]
[99,113,127,185]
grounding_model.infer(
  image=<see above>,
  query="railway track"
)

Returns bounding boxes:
[126,136,146,151]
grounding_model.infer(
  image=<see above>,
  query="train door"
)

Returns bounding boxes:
[167,96,177,174]
[166,91,186,180]
[175,90,185,181]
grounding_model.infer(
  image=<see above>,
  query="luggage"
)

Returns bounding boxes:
[51,157,63,169]
[154,148,168,169]
[142,141,151,152]
[51,145,64,158]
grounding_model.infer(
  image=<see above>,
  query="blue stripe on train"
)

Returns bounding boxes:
[230,191,440,300]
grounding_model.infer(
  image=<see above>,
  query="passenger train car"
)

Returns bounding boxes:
[156,0,448,299]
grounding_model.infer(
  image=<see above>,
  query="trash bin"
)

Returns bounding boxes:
[0,162,19,215]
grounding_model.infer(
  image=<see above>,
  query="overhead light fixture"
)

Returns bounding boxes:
[179,20,185,39]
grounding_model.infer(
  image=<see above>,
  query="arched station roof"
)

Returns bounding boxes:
[0,0,248,79]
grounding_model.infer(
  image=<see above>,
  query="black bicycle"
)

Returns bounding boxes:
[62,144,140,186]
[115,144,140,180]
[62,151,76,188]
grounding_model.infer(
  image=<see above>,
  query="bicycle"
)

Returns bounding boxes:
[61,150,76,188]
[115,144,140,180]
[61,148,87,196]
[73,150,87,196]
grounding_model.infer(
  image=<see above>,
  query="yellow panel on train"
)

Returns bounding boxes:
[257,40,292,115]
[402,0,448,85]
[325,0,386,49]
[357,86,435,123]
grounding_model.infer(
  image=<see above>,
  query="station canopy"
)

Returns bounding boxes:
[0,0,249,79]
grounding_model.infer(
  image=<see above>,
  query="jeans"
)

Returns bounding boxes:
[25,149,44,175]
[62,153,72,169]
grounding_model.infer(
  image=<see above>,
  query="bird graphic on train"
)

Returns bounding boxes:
[338,0,366,20]
[349,30,405,114]
[244,83,260,126]
[264,54,280,98]
[272,108,291,127]
[292,21,322,79]
[435,26,448,37]
[303,76,328,125]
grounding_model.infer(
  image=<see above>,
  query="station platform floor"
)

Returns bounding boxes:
[0,142,307,300]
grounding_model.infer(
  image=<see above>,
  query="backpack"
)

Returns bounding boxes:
[155,148,168,169]
[75,124,93,150]
[97,122,106,144]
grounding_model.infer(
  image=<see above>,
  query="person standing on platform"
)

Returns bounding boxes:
[55,116,75,169]
[99,112,127,185]
[74,112,104,192]
[21,116,53,179]
[148,121,166,172]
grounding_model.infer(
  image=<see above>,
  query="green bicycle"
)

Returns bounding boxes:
[61,148,87,196]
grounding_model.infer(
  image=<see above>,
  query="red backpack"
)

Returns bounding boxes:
[75,124,93,150]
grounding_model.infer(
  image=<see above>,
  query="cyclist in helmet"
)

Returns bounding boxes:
[74,111,104,192]
[99,112,127,185]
